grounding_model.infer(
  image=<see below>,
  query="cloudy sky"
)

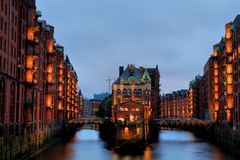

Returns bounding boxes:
[37,0,240,98]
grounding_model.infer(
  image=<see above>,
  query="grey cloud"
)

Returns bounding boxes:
[37,0,240,97]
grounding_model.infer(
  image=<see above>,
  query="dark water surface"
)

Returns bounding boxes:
[33,129,238,160]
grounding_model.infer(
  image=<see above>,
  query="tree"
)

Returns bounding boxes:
[97,95,112,118]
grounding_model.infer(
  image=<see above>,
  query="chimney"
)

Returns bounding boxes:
[119,66,124,77]
[139,66,144,74]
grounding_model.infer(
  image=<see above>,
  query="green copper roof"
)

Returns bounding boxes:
[141,69,151,82]
[45,26,50,32]
[36,10,42,17]
[230,24,235,31]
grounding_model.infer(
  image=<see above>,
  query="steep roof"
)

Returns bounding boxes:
[141,69,151,81]
[114,65,143,85]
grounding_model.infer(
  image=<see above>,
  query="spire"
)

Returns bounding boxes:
[141,69,151,82]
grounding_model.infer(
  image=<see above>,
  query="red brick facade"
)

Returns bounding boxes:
[0,1,82,158]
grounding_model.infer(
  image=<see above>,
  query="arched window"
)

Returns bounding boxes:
[0,78,5,123]
[117,89,121,96]
[138,89,142,96]
[128,89,132,96]
[133,89,137,96]
[123,89,127,96]
[10,82,15,123]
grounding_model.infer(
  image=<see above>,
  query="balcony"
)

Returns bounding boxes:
[46,94,53,108]
[227,64,233,74]
[58,84,63,92]
[227,85,233,95]
[58,76,63,83]
[26,70,38,84]
[26,55,38,70]
[227,76,233,85]
[226,38,233,53]
[47,73,55,84]
[227,96,233,109]
[57,100,63,110]
[67,105,71,111]
[225,23,232,39]
[47,64,53,74]
[59,62,64,68]
[27,26,39,43]
[59,68,63,76]
[47,38,54,53]
[58,92,63,98]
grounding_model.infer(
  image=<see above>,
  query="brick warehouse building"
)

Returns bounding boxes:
[0,0,83,159]
[204,15,240,131]
[160,90,189,119]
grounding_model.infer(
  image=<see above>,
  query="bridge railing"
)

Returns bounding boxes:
[160,117,208,126]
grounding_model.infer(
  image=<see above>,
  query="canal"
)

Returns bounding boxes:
[33,129,238,160]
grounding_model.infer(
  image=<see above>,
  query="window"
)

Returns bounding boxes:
[1,0,3,11]
[9,82,15,123]
[133,89,137,96]
[123,89,127,96]
[128,89,132,96]
[117,89,121,96]
[138,89,142,96]
[4,21,7,34]
[0,78,5,123]
[0,36,2,50]
[0,18,3,31]
[3,58,5,70]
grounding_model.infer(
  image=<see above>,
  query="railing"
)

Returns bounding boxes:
[160,117,208,126]
[68,117,104,125]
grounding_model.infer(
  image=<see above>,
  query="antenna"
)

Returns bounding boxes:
[106,77,115,93]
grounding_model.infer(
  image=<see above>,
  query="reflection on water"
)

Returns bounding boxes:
[33,129,238,160]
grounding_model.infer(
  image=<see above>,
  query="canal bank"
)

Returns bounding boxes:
[32,129,238,160]
[0,122,79,160]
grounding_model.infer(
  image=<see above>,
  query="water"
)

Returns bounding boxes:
[33,129,238,160]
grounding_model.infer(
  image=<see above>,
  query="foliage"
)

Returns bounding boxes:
[97,94,112,118]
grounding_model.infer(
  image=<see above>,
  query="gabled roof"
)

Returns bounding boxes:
[114,65,143,85]
[141,69,151,82]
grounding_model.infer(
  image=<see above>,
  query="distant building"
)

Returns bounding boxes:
[91,99,102,115]
[189,75,204,119]
[94,92,110,101]
[161,90,189,118]
[82,99,101,117]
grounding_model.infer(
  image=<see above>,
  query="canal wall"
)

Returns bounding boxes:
[0,121,78,160]
[213,125,240,157]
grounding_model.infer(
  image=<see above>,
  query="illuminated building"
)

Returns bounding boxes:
[146,66,160,119]
[189,75,203,119]
[208,16,240,130]
[161,90,189,118]
[112,65,152,124]
[0,0,82,158]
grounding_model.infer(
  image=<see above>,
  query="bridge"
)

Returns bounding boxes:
[67,116,104,125]
[159,117,209,128]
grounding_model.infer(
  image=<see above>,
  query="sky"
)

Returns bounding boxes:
[37,0,240,98]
